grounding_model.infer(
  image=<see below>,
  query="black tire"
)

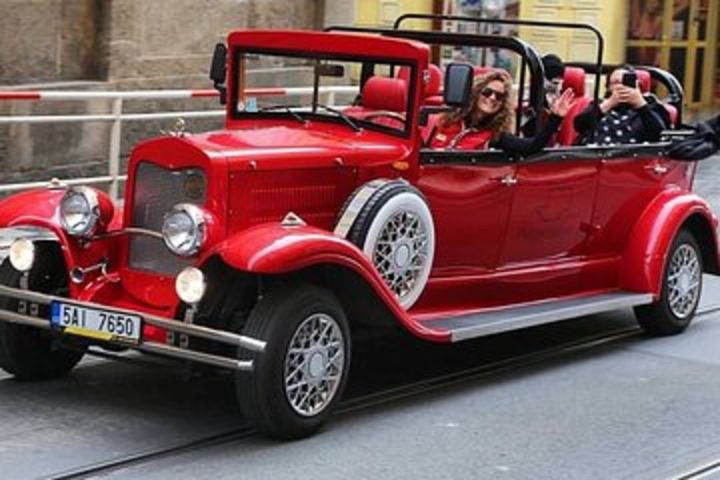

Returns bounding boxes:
[236,284,351,440]
[338,179,435,309]
[342,180,415,247]
[0,244,84,380]
[634,229,703,336]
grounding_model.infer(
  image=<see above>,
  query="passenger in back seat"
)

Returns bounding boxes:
[573,67,670,146]
[429,70,576,155]
[521,54,566,137]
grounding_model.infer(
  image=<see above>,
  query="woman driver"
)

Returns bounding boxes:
[430,70,575,155]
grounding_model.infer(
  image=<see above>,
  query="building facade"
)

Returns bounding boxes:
[352,0,720,108]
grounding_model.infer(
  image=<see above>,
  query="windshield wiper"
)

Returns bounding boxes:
[314,104,361,132]
[257,104,307,125]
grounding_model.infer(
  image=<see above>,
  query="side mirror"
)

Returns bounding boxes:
[444,63,473,108]
[209,43,227,105]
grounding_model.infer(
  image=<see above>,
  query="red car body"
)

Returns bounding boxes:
[0,20,717,437]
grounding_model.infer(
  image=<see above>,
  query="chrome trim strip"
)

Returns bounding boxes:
[0,308,254,371]
[138,342,253,371]
[0,309,53,329]
[91,227,164,241]
[0,226,59,243]
[0,283,266,353]
[423,292,655,342]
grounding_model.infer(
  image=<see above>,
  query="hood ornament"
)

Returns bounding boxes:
[163,118,189,137]
[46,177,67,190]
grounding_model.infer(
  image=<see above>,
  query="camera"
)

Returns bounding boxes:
[622,71,638,88]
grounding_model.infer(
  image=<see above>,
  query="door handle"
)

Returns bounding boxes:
[645,163,669,175]
[500,175,518,186]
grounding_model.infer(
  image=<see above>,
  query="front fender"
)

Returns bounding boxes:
[205,223,448,342]
[0,189,123,294]
[620,189,719,296]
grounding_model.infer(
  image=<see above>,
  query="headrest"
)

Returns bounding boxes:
[362,76,407,112]
[396,64,442,96]
[663,103,678,126]
[637,70,651,93]
[562,67,586,97]
[425,64,443,96]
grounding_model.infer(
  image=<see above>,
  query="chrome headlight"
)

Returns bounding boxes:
[175,267,207,304]
[161,204,207,257]
[8,238,35,272]
[59,186,100,237]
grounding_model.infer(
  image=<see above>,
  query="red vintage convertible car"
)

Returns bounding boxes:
[0,16,716,439]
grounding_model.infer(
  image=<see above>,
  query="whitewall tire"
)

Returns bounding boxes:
[338,180,435,309]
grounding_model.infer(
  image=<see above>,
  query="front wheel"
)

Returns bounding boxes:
[634,229,703,335]
[0,245,84,380]
[236,284,351,439]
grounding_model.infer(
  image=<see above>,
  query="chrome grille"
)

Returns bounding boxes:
[128,162,207,275]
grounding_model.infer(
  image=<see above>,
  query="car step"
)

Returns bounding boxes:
[422,292,654,342]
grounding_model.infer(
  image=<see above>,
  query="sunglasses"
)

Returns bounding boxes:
[480,87,506,101]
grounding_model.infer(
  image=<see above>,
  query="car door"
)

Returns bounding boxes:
[584,147,694,258]
[499,153,600,266]
[416,150,516,274]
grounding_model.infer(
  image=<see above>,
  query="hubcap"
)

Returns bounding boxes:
[373,211,429,301]
[667,243,701,319]
[284,313,345,417]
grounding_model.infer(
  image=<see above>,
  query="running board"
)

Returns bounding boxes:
[423,292,654,342]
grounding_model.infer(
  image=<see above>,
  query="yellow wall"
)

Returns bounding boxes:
[519,0,627,65]
[354,0,435,29]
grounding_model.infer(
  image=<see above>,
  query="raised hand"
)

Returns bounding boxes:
[550,88,577,117]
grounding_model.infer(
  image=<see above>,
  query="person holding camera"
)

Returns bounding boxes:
[573,67,670,146]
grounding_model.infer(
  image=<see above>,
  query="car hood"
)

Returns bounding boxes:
[188,124,412,169]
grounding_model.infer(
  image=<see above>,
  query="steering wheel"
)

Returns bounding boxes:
[363,111,407,122]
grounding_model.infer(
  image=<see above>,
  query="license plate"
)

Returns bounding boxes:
[50,301,142,345]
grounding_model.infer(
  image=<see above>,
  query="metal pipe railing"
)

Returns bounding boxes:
[0,86,358,199]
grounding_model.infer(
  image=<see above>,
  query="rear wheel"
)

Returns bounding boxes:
[634,229,702,335]
[0,244,84,379]
[236,284,350,439]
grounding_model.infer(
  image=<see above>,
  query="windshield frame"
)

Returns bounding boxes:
[230,47,419,138]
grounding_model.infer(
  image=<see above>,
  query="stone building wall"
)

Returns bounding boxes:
[0,0,326,187]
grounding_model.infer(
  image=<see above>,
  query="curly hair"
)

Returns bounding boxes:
[440,70,515,140]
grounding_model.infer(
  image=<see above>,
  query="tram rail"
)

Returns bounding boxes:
[37,304,719,480]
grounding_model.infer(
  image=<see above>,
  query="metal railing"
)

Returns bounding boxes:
[0,86,358,199]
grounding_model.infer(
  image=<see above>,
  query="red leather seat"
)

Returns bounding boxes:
[344,76,408,129]
[397,64,443,105]
[637,70,652,93]
[562,67,586,97]
[362,76,407,112]
[556,67,590,146]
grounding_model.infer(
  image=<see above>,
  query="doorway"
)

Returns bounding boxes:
[626,0,719,107]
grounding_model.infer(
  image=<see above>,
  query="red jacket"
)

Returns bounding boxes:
[427,118,494,150]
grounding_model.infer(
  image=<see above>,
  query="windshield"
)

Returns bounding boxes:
[233,50,416,136]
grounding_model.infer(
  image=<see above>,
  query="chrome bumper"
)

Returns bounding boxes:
[0,283,265,372]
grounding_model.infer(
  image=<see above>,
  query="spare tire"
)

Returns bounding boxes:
[337,180,435,309]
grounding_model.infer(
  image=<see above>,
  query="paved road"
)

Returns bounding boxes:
[102,305,720,480]
[0,156,719,479]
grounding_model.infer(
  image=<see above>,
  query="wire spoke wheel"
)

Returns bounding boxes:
[284,313,345,417]
[372,210,430,302]
[340,181,435,309]
[634,229,703,336]
[666,243,701,319]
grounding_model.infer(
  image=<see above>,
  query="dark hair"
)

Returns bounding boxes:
[542,54,565,81]
[440,70,515,140]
